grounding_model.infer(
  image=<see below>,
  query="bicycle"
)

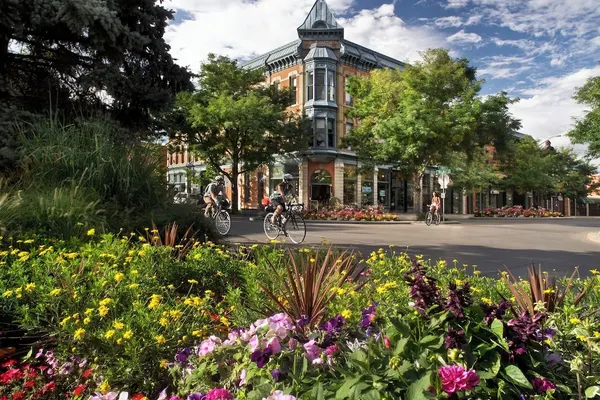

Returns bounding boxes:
[425,205,441,226]
[263,202,306,244]
[207,199,231,236]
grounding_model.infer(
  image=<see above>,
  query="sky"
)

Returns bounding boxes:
[164,0,600,152]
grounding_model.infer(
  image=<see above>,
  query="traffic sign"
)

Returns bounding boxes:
[436,167,451,175]
[438,173,450,189]
[441,192,446,199]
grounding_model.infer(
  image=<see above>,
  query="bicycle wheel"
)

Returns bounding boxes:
[425,212,432,226]
[263,212,279,240]
[434,212,441,226]
[285,214,306,244]
[215,210,231,236]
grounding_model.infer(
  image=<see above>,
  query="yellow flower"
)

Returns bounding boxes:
[116,338,123,345]
[74,328,86,340]
[336,288,346,295]
[591,269,599,275]
[577,335,587,342]
[570,318,581,325]
[220,316,230,326]
[341,310,351,319]
[85,308,95,315]
[130,269,138,275]
[192,330,204,337]
[543,288,555,294]
[128,283,139,289]
[99,381,110,394]
[148,294,162,310]
[123,330,133,340]
[2,290,13,297]
[83,317,91,325]
[593,331,600,338]
[98,305,109,317]
[24,283,36,292]
[87,228,96,236]
[160,359,169,369]
[64,252,78,259]
[188,279,198,284]
[159,318,169,327]
[155,335,166,344]
[99,298,112,306]
[104,330,116,339]
[481,297,493,305]
[60,316,72,326]
[49,288,62,296]
[113,321,124,330]
[114,272,124,282]
[169,310,183,320]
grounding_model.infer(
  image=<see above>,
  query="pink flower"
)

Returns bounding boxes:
[267,337,281,354]
[438,365,480,394]
[384,337,391,349]
[288,338,298,349]
[263,391,297,400]
[249,335,260,352]
[199,336,221,356]
[303,340,322,361]
[533,377,556,393]
[206,388,233,400]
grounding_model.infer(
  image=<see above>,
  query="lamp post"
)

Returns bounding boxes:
[186,161,195,194]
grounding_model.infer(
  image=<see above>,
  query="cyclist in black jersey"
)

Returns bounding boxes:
[270,173,297,224]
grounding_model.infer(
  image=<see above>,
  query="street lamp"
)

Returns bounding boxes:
[538,134,562,150]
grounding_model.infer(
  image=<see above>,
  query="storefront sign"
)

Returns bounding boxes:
[379,190,385,197]
[362,186,372,193]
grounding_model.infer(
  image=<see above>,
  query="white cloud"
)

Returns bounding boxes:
[444,0,470,8]
[478,65,532,79]
[434,16,463,28]
[591,36,600,48]
[465,15,483,25]
[492,38,537,52]
[165,0,446,69]
[509,66,600,147]
[446,29,482,44]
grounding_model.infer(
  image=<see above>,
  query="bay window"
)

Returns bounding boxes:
[315,70,326,100]
[306,71,314,101]
[313,117,336,148]
[305,66,336,102]
[328,71,335,101]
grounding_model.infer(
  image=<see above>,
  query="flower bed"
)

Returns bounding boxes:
[474,206,563,218]
[1,238,599,399]
[304,208,401,222]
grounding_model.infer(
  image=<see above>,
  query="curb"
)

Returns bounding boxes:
[246,217,463,225]
[587,232,600,244]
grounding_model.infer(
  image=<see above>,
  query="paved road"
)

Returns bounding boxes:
[226,217,600,278]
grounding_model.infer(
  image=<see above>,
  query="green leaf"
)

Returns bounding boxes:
[393,338,409,356]
[390,317,411,337]
[586,386,600,398]
[502,365,532,389]
[406,372,432,400]
[477,351,501,380]
[428,311,449,330]
[419,335,444,350]
[311,383,326,400]
[491,319,504,338]
[336,376,362,399]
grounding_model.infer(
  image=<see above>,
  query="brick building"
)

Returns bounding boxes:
[167,0,477,213]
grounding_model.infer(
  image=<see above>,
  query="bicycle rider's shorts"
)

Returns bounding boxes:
[270,194,286,211]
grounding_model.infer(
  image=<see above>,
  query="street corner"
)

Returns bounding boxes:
[587,231,600,244]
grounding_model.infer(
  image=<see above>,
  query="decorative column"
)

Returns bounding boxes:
[299,160,309,206]
[356,172,362,208]
[373,168,378,207]
[334,159,344,201]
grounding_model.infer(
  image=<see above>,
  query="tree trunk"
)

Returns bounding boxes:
[231,162,239,214]
[412,171,424,213]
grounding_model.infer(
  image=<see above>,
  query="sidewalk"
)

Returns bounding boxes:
[587,231,600,244]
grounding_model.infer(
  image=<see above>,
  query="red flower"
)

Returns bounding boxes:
[1,396,8,400]
[82,369,93,379]
[42,381,56,393]
[73,384,86,396]
[12,392,25,400]
[0,368,23,384]
[132,394,146,400]
[23,380,36,390]
[1,359,16,368]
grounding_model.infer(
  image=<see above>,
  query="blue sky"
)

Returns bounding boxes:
[165,0,600,150]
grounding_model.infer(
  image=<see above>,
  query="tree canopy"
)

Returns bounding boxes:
[345,48,521,211]
[0,0,193,133]
[175,54,311,211]
[568,75,600,158]
[449,149,502,194]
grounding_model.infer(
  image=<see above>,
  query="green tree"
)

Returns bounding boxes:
[345,49,520,212]
[175,54,311,212]
[553,148,598,199]
[449,149,502,194]
[500,137,556,199]
[0,0,193,136]
[568,75,600,158]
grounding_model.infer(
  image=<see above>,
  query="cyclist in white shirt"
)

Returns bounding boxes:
[270,173,297,225]
[204,175,228,217]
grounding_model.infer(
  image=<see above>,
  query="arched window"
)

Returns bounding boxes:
[312,20,328,28]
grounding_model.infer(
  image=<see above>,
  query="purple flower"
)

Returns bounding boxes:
[176,348,192,364]
[324,344,339,356]
[438,365,480,394]
[270,369,287,382]
[532,377,556,393]
[444,282,472,319]
[250,347,273,368]
[444,327,466,349]
[404,262,442,315]
[321,315,345,335]
[546,353,562,366]
[303,339,323,361]
[288,338,298,349]
[198,336,221,356]
[267,337,281,354]
[187,393,206,400]
[482,300,511,325]
[360,303,378,329]
[59,361,73,375]
[505,311,547,358]
[296,315,310,329]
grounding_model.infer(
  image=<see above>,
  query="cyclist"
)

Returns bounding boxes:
[430,192,441,216]
[270,173,297,225]
[204,175,228,217]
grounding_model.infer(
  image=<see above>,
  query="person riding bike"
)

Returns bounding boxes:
[430,192,441,215]
[270,173,297,225]
[204,175,228,217]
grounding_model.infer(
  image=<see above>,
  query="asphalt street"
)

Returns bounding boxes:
[226,217,600,278]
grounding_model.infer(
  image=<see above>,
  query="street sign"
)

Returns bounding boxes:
[436,167,451,175]
[441,192,446,199]
[438,174,450,189]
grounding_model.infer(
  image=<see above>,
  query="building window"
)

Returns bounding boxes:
[345,76,352,105]
[345,122,352,135]
[315,70,326,101]
[327,119,335,148]
[274,80,280,90]
[344,165,357,205]
[289,76,297,105]
[328,70,335,101]
[315,118,326,147]
[306,71,314,101]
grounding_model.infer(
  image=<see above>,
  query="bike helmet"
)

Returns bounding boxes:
[214,175,225,184]
[283,173,294,182]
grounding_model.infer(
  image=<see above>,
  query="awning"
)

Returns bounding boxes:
[577,197,600,205]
